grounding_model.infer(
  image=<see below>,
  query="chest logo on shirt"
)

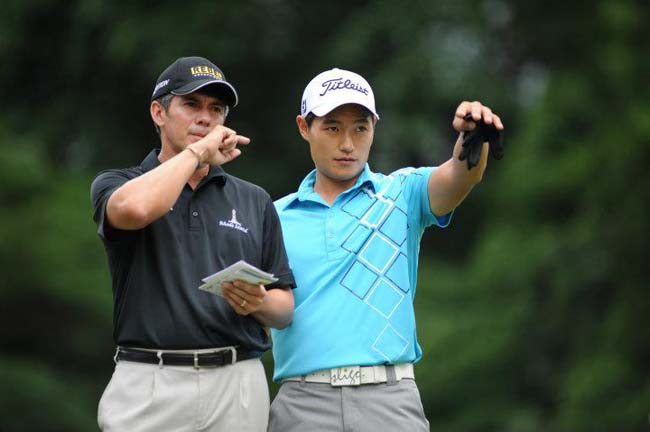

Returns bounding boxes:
[219,209,249,233]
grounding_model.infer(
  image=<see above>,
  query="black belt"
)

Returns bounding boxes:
[116,347,257,368]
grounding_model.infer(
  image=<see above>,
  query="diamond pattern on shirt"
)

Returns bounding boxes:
[360,197,393,229]
[385,253,410,293]
[379,207,408,246]
[340,260,379,299]
[358,232,400,274]
[366,279,405,318]
[339,175,412,329]
[341,188,375,218]
[372,324,409,361]
[342,224,373,254]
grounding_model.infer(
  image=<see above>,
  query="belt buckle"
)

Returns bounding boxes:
[193,347,237,369]
[330,366,361,386]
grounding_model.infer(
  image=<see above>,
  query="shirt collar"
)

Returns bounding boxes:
[140,149,227,187]
[284,164,380,208]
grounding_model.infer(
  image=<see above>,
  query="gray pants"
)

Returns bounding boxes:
[98,358,269,432]
[268,378,429,432]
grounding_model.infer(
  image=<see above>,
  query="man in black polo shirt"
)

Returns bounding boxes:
[91,56,295,432]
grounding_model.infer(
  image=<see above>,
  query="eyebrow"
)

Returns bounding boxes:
[179,94,225,106]
[321,117,370,124]
[179,94,200,102]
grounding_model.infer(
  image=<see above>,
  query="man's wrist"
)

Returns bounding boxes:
[185,146,205,168]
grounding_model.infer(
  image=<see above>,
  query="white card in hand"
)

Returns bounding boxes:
[198,260,278,297]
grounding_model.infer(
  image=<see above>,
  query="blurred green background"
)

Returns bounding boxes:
[1,1,648,431]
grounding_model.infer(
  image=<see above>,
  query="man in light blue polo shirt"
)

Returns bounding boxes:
[269,68,504,431]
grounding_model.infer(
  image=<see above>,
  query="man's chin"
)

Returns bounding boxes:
[327,168,363,183]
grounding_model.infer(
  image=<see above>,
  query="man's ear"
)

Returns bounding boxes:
[296,115,310,141]
[150,100,166,129]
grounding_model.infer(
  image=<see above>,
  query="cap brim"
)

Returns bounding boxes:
[172,79,239,107]
[310,100,379,120]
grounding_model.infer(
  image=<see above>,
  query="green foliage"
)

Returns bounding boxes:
[0,358,99,432]
[413,1,649,430]
[0,124,114,430]
[1,0,648,431]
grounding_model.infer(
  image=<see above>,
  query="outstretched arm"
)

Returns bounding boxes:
[428,101,504,216]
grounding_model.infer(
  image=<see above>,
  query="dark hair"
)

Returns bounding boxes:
[304,112,316,127]
[303,106,373,128]
[153,94,174,135]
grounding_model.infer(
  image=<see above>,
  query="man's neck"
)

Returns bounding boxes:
[187,166,210,190]
[313,172,359,205]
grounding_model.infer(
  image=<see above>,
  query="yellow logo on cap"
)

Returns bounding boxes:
[190,66,223,80]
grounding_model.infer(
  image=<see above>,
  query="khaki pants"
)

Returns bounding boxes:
[98,358,269,432]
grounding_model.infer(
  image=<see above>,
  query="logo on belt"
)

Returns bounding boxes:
[219,209,249,233]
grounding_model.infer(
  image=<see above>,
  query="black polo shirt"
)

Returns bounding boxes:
[91,149,295,352]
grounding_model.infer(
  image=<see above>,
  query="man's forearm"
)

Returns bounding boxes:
[428,134,489,216]
[251,288,294,329]
[107,148,201,230]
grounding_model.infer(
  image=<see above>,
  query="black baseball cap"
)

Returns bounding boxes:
[151,56,239,107]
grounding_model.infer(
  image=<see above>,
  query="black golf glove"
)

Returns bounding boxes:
[458,113,504,170]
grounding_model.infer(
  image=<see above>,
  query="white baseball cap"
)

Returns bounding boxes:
[300,68,379,120]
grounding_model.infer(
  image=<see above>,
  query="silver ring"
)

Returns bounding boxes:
[240,299,247,308]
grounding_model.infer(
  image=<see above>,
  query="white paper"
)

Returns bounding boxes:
[198,260,278,297]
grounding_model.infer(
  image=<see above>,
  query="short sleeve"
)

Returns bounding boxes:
[399,166,453,230]
[261,198,296,290]
[90,169,133,242]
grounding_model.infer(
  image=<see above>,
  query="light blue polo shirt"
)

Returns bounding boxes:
[272,164,452,381]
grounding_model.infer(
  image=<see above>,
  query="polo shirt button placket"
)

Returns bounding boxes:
[326,213,334,240]
[189,208,201,230]
[326,213,335,253]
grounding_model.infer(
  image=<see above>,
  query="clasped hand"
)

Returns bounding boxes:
[221,280,267,316]
[188,125,251,167]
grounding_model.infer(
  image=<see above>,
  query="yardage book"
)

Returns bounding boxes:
[198,260,278,297]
